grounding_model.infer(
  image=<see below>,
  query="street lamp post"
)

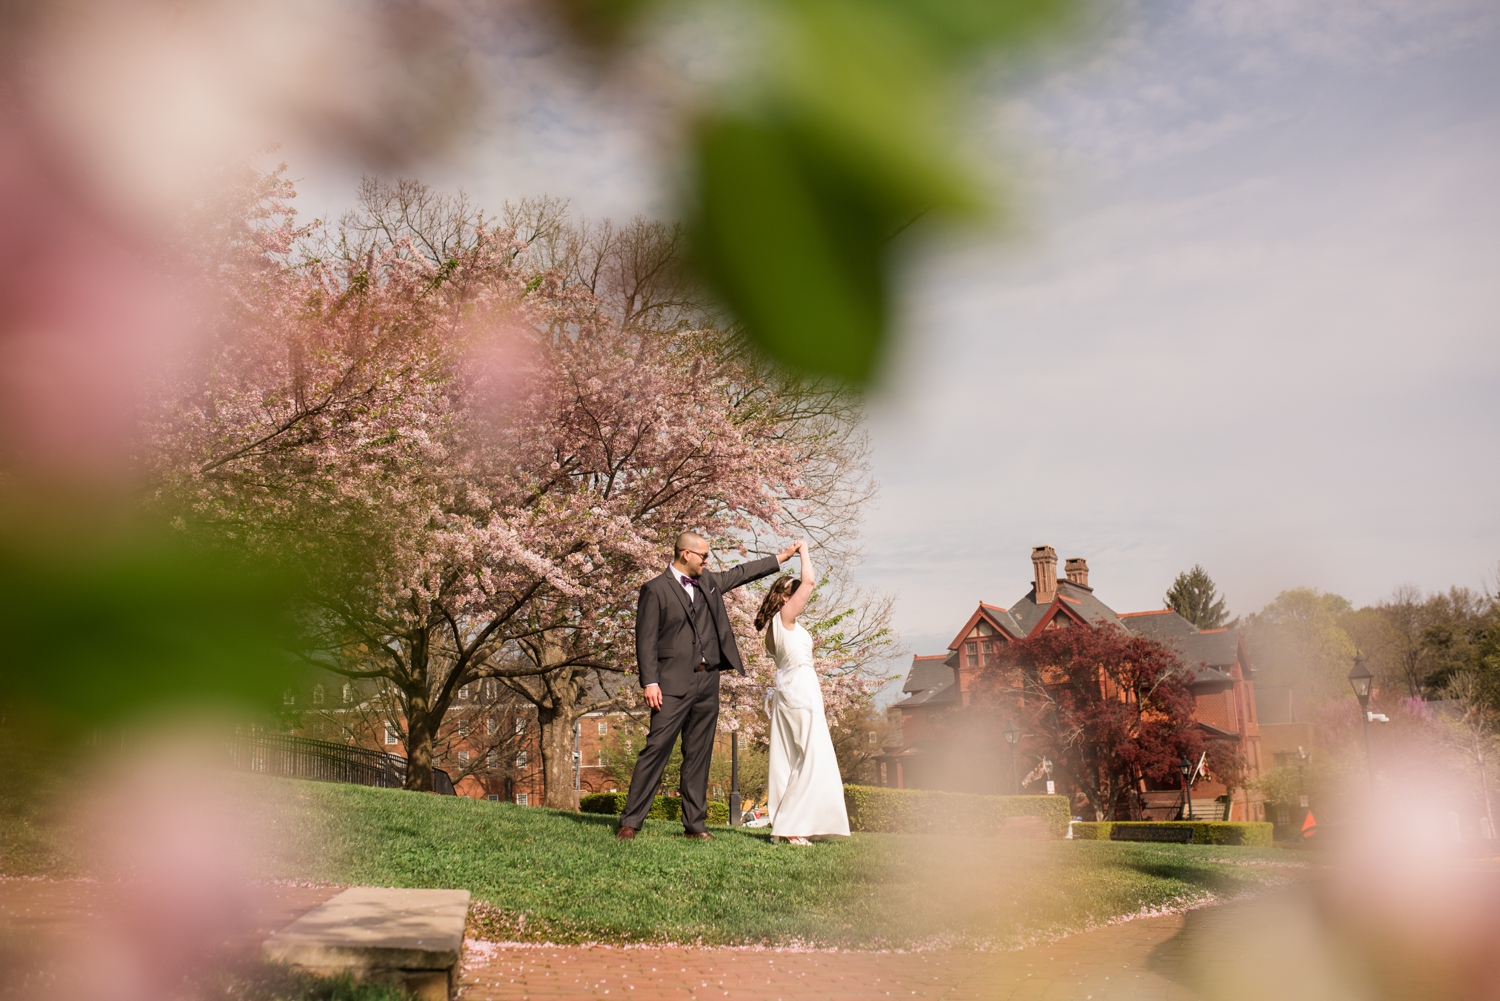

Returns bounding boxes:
[1348,654,1375,791]
[1295,746,1309,808]
[730,730,742,826]
[1180,756,1194,821]
[1294,746,1310,835]
[1002,719,1022,796]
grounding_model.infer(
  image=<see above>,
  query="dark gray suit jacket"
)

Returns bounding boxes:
[635,555,782,697]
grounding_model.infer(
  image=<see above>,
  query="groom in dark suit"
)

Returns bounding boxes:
[616,532,801,840]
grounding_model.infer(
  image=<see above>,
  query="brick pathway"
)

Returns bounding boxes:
[0,877,341,999]
[457,915,1199,1001]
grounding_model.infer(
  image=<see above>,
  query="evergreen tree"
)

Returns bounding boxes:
[1165,566,1233,629]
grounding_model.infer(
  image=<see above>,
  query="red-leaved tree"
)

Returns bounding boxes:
[981,623,1203,821]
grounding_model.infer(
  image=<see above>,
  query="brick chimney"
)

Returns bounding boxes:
[1031,545,1058,605]
[1064,557,1090,589]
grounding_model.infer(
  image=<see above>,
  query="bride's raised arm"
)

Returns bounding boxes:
[780,540,814,628]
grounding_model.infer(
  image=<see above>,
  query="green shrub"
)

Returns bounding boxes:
[579,792,627,815]
[577,792,728,826]
[1069,821,1273,846]
[842,785,1071,839]
[1069,821,1112,840]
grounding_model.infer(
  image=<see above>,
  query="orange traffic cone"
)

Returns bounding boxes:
[1301,811,1317,840]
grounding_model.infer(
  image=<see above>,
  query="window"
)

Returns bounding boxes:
[486,718,497,736]
[516,793,529,806]
[597,750,605,766]
[312,685,325,706]
[573,721,582,737]
[624,739,632,753]
[458,722,469,736]
[342,683,353,703]
[458,684,470,700]
[486,750,497,766]
[965,643,978,667]
[487,794,499,802]
[868,731,879,744]
[598,720,608,736]
[515,750,527,767]
[457,750,469,763]
[515,719,526,736]
[384,728,398,746]
[283,689,296,706]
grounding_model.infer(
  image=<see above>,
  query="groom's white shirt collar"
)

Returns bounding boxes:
[669,565,695,602]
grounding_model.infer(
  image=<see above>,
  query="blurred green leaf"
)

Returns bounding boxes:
[548,0,1081,382]
[859,0,1077,56]
[0,507,302,742]
[682,0,1076,383]
[690,116,900,383]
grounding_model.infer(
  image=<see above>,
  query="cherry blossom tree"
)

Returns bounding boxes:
[152,173,891,803]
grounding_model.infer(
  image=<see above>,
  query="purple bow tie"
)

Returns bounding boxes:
[680,575,700,587]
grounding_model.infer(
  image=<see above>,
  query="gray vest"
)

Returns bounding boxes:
[689,584,721,667]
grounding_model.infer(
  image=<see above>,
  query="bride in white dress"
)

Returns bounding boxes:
[755,541,850,845]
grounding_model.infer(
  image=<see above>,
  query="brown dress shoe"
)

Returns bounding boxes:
[683,831,715,840]
[616,826,637,840]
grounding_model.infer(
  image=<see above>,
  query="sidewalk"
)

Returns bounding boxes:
[457,914,1199,1001]
[0,877,342,999]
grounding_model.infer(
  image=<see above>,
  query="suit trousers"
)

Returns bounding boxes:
[619,667,720,833]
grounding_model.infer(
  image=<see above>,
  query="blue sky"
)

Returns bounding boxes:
[867,0,1500,654]
[287,0,1500,659]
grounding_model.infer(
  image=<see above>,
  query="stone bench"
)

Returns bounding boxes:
[262,887,471,1000]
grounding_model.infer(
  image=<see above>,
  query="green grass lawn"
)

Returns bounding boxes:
[258,778,1313,949]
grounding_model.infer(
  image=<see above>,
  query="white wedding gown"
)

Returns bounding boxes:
[766,614,850,839]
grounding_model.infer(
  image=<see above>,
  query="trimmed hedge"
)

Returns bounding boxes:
[1069,822,1112,840]
[1069,821,1273,846]
[578,792,729,826]
[842,785,1071,839]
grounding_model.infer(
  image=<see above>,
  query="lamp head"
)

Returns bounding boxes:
[1002,719,1021,747]
[1347,653,1374,708]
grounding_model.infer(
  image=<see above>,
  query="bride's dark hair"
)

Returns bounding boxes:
[754,576,801,635]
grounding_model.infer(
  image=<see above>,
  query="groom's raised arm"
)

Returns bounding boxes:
[635,583,663,689]
[714,553,784,593]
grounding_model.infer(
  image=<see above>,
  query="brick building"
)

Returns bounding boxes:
[878,546,1265,821]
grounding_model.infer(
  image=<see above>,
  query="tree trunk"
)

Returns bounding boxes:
[538,705,579,810]
[404,691,436,792]
[1476,737,1496,838]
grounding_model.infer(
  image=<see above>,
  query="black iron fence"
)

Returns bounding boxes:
[227,733,405,789]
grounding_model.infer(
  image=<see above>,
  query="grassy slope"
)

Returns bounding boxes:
[266,779,1311,948]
